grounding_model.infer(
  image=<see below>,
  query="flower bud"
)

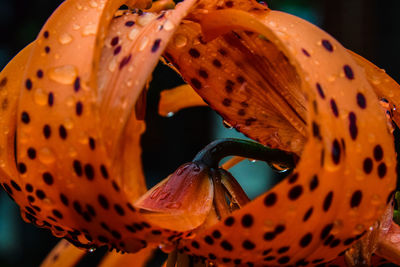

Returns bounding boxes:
[135,162,214,231]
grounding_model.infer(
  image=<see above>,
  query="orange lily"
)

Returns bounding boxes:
[1,0,400,266]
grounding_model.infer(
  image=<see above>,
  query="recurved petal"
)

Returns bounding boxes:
[165,5,307,155]
[0,43,34,199]
[158,84,207,117]
[168,4,396,265]
[135,162,214,232]
[99,246,155,267]
[1,0,197,253]
[349,50,400,127]
[40,239,86,267]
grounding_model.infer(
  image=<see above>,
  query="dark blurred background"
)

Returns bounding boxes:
[0,0,399,266]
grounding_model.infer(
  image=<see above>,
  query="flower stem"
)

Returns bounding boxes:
[192,138,296,169]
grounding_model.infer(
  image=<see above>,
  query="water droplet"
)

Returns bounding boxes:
[192,163,200,172]
[64,118,74,129]
[166,111,175,118]
[88,247,97,253]
[371,194,381,205]
[34,88,47,106]
[176,164,189,175]
[137,13,156,26]
[66,96,75,107]
[250,159,257,163]
[108,58,117,72]
[89,0,98,8]
[128,28,139,41]
[83,24,97,36]
[158,243,175,253]
[139,36,149,51]
[222,120,233,129]
[159,192,170,201]
[166,202,181,209]
[68,146,77,157]
[58,33,73,44]
[38,147,56,164]
[353,224,365,235]
[73,24,81,30]
[163,20,174,31]
[150,187,162,199]
[270,163,289,172]
[48,65,78,85]
[173,34,187,48]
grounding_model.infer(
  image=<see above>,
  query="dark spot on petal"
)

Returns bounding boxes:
[330,99,339,117]
[21,112,30,124]
[76,102,83,116]
[151,39,161,53]
[323,191,334,212]
[303,207,313,222]
[373,145,383,161]
[288,185,303,200]
[378,162,387,178]
[344,65,354,80]
[264,192,277,207]
[25,79,32,90]
[189,48,200,58]
[363,158,373,174]
[357,93,366,109]
[43,125,51,139]
[191,78,202,90]
[332,139,341,164]
[349,112,358,140]
[350,190,362,208]
[43,172,54,185]
[322,39,333,52]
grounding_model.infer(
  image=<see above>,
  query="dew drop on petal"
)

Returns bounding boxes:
[128,28,140,41]
[108,58,117,72]
[139,36,149,51]
[173,34,187,48]
[48,65,78,85]
[222,120,233,129]
[164,20,174,31]
[38,147,56,164]
[58,33,73,44]
[34,88,47,106]
[166,111,175,118]
[137,13,156,26]
[83,24,97,36]
[89,0,98,8]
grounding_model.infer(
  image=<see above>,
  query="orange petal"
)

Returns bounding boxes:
[135,162,214,231]
[165,7,307,155]
[99,247,154,267]
[0,0,198,253]
[349,50,400,127]
[158,84,207,117]
[0,43,34,199]
[170,6,396,265]
[40,239,85,267]
[146,0,175,13]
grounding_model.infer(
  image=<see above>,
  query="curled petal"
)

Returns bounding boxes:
[99,247,155,267]
[1,0,198,253]
[135,162,214,231]
[158,84,207,117]
[40,239,85,267]
[166,4,396,265]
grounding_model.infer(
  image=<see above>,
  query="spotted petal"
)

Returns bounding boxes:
[164,3,396,265]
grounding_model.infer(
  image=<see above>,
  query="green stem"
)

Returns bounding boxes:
[192,138,296,169]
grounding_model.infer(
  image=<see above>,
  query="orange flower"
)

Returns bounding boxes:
[1,0,400,266]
